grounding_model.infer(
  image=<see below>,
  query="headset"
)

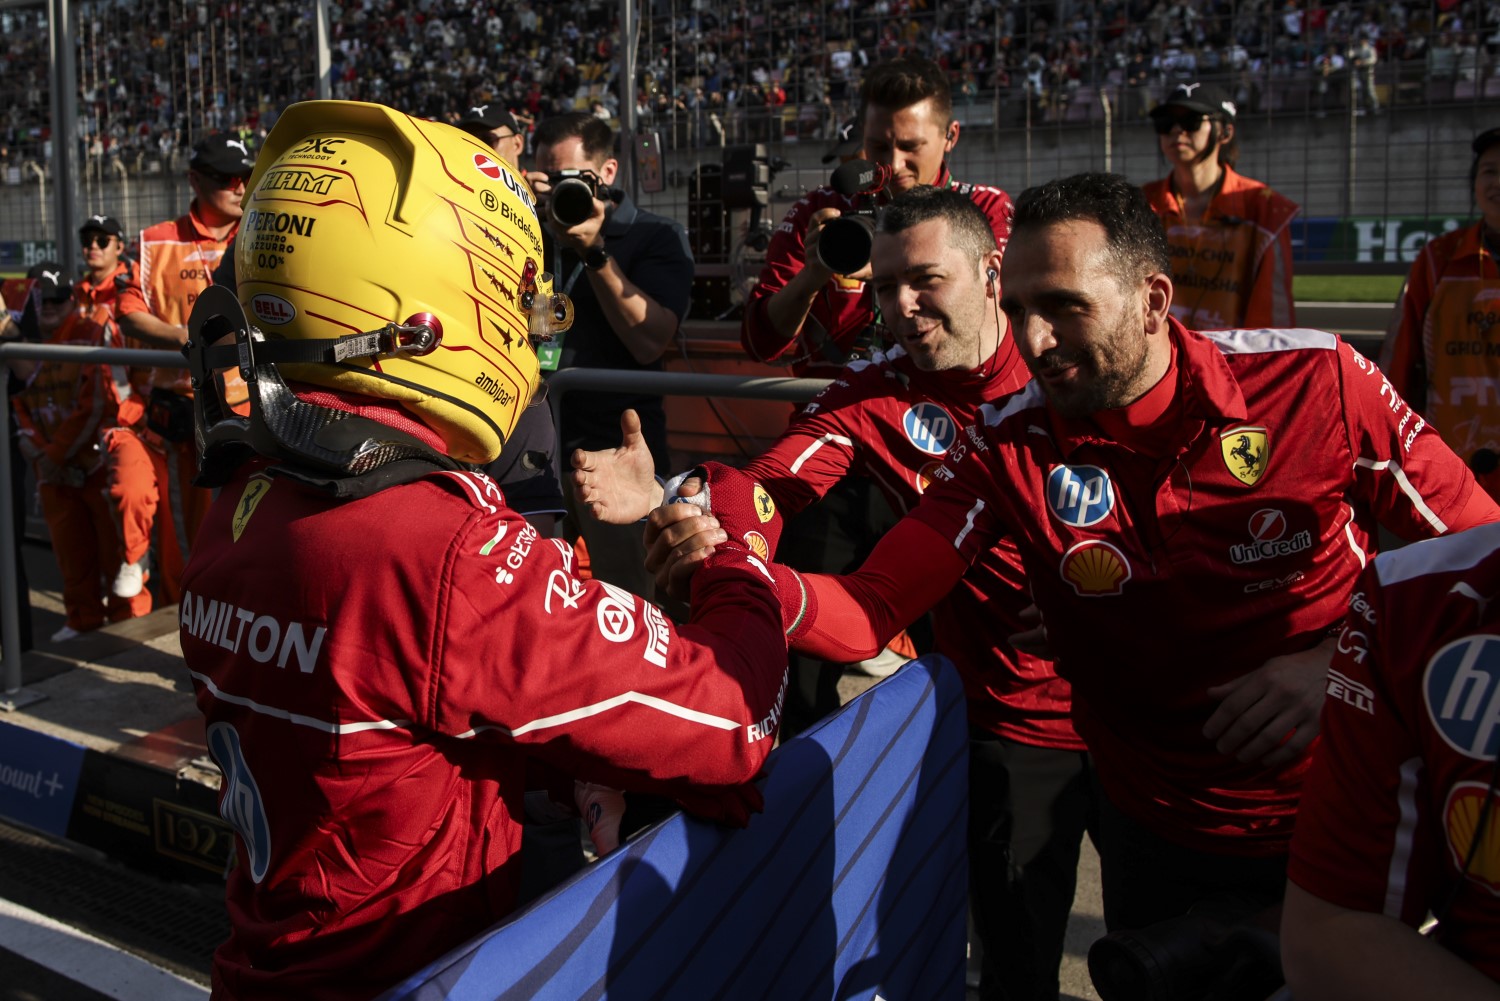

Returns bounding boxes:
[987,267,999,284]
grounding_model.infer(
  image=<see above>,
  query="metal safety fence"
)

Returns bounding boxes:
[0,341,829,708]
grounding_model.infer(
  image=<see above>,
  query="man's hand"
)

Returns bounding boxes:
[800,207,843,282]
[571,409,662,525]
[1203,638,1334,768]
[34,454,65,485]
[643,479,725,601]
[1007,604,1056,660]
[526,169,607,254]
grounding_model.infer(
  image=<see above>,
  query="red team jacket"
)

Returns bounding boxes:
[181,462,790,999]
[740,342,1082,749]
[908,321,1490,855]
[1289,524,1500,985]
[741,165,1014,378]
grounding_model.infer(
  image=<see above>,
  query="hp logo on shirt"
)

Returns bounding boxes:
[1046,464,1116,528]
[207,722,273,883]
[1425,634,1500,761]
[902,404,957,456]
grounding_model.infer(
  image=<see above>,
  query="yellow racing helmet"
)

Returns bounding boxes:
[231,100,568,464]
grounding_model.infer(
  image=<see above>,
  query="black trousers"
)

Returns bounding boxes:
[1095,792,1288,934]
[968,732,1094,1001]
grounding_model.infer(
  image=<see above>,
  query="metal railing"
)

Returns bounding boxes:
[0,344,829,708]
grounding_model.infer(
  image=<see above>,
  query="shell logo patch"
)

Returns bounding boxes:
[744,531,770,561]
[232,476,274,542]
[473,152,503,179]
[915,460,946,494]
[1424,634,1500,760]
[1059,540,1131,596]
[753,484,776,523]
[1444,781,1500,895]
[902,403,957,456]
[1045,464,1115,528]
[1220,425,1270,486]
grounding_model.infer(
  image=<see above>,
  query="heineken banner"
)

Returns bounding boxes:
[381,655,969,1001]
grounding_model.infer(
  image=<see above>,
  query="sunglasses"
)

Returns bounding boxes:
[1152,112,1209,135]
[81,234,117,249]
[196,168,250,188]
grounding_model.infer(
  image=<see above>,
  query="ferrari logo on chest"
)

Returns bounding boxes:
[1220,425,1270,487]
[232,476,273,541]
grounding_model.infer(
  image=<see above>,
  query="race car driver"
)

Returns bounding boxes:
[178,101,792,1001]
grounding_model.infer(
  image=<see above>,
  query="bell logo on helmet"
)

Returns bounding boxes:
[250,294,296,326]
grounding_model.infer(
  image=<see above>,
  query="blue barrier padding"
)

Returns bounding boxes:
[380,654,969,1001]
[0,719,86,838]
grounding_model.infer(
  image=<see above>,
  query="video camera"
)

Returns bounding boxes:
[544,169,624,228]
[815,158,892,275]
[1086,896,1285,1001]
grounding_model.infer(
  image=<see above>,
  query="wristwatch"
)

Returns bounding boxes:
[584,244,610,272]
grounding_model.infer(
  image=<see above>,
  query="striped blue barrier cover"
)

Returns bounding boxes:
[380,654,969,1001]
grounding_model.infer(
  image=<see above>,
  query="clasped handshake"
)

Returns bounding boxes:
[571,409,775,599]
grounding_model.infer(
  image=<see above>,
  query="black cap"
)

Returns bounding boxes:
[1152,82,1237,121]
[25,262,71,302]
[79,214,125,240]
[822,117,863,164]
[1474,127,1500,157]
[456,103,521,136]
[189,133,256,176]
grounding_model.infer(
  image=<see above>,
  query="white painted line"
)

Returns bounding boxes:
[0,896,208,1000]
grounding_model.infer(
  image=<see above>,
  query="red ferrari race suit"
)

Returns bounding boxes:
[780,321,1497,857]
[12,302,147,628]
[1379,223,1500,501]
[1289,523,1500,986]
[181,460,790,1000]
[117,205,238,601]
[1142,165,1299,331]
[742,164,1014,378]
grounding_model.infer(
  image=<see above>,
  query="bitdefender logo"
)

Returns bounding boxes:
[1230,508,1312,565]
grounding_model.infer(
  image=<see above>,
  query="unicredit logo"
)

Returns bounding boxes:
[1230,508,1311,565]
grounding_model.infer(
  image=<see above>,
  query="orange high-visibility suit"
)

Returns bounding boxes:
[1380,222,1500,500]
[13,301,150,629]
[116,207,238,603]
[79,259,158,583]
[1142,165,1299,331]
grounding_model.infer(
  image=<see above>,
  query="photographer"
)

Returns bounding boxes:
[741,56,1013,380]
[527,112,693,598]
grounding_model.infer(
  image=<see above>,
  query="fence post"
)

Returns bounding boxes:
[0,369,42,710]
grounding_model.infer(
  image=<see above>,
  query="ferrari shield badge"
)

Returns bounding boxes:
[232,475,274,542]
[1220,425,1269,487]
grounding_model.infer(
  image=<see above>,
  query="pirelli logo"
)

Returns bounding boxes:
[261,169,339,195]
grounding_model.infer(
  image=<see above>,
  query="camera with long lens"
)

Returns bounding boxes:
[545,170,623,228]
[1086,896,1285,1001]
[816,159,892,275]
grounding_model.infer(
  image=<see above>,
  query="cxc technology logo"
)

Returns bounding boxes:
[1424,634,1500,760]
[902,403,957,456]
[1046,464,1115,528]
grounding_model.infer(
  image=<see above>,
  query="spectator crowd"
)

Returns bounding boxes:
[3,0,1500,182]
